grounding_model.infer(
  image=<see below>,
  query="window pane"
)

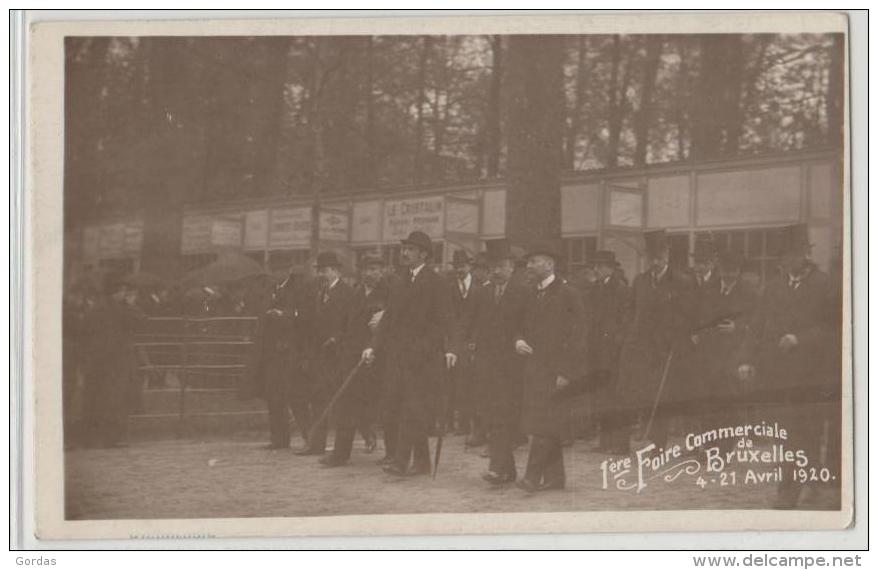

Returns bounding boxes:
[728,231,746,255]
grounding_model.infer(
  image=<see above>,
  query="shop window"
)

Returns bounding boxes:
[695,226,786,285]
[563,236,597,274]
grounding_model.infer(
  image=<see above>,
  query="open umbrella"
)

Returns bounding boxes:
[182,252,267,288]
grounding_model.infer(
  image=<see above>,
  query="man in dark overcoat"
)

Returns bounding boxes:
[79,274,145,448]
[687,250,758,453]
[737,224,834,508]
[615,230,694,452]
[583,250,631,455]
[447,249,488,444]
[321,254,389,466]
[297,251,355,456]
[466,247,529,485]
[246,268,313,450]
[513,242,587,492]
[363,231,454,477]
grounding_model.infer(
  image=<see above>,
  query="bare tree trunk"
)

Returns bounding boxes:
[253,37,290,197]
[485,35,504,177]
[505,35,565,248]
[634,35,663,166]
[413,37,431,184]
[826,33,845,150]
[363,36,378,188]
[606,35,630,168]
[721,35,745,155]
[674,37,690,160]
[564,36,589,170]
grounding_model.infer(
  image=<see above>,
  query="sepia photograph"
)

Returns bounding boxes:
[20,10,857,543]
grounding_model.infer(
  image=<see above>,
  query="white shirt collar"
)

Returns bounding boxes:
[652,264,669,281]
[410,263,426,279]
[538,274,556,291]
[458,273,472,290]
[327,277,340,290]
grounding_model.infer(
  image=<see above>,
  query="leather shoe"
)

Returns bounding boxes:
[407,463,431,477]
[382,463,409,477]
[294,446,325,456]
[482,471,515,485]
[537,480,565,492]
[375,455,395,466]
[516,478,540,493]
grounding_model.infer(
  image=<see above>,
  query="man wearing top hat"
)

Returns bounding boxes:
[320,253,388,467]
[470,245,529,484]
[447,248,489,444]
[737,223,835,509]
[362,231,455,477]
[615,229,695,453]
[687,250,759,455]
[296,250,355,456]
[513,240,587,492]
[583,250,631,455]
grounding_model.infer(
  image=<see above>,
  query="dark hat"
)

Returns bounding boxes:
[451,249,473,267]
[717,250,745,272]
[590,250,620,267]
[360,253,385,268]
[779,223,812,256]
[526,239,562,262]
[315,250,343,269]
[401,230,433,259]
[692,233,718,263]
[643,230,669,258]
[472,252,489,270]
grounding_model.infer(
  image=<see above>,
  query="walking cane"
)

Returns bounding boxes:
[433,364,454,480]
[642,348,674,442]
[307,358,365,445]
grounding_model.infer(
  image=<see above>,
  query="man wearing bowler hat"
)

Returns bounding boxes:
[513,240,586,492]
[737,223,835,509]
[362,231,455,476]
[297,250,354,456]
[320,253,388,466]
[583,250,631,455]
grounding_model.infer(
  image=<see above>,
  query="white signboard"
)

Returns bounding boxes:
[320,210,350,242]
[123,221,144,255]
[211,219,243,247]
[98,223,126,258]
[181,215,212,254]
[608,190,643,228]
[270,207,312,247]
[352,201,381,243]
[445,200,478,234]
[383,196,444,240]
[697,166,800,226]
[244,210,269,250]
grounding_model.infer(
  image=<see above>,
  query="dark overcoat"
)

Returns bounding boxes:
[686,278,759,404]
[516,276,587,437]
[446,275,486,415]
[469,280,529,426]
[741,265,833,400]
[615,267,694,411]
[371,266,450,423]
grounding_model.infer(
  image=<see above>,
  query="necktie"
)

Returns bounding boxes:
[494,284,503,304]
[459,278,467,298]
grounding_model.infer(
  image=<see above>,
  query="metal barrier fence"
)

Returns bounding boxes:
[133,316,260,435]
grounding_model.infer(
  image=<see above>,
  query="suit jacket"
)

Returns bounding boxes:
[516,276,587,436]
[585,274,630,377]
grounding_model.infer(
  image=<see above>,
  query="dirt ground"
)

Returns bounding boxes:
[64,432,841,520]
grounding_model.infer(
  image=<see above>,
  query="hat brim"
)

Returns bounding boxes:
[526,250,561,262]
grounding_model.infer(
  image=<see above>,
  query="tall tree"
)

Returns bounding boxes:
[633,35,663,166]
[484,35,504,177]
[505,35,565,247]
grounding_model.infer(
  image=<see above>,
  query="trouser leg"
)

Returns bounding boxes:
[331,427,356,462]
[288,399,312,446]
[523,435,550,484]
[267,398,291,447]
[393,421,414,469]
[542,437,565,488]
[488,421,516,478]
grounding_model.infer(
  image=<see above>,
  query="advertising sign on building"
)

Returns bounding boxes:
[383,196,444,240]
[211,218,243,247]
[98,223,126,258]
[243,210,269,250]
[123,221,144,255]
[269,207,311,247]
[320,209,350,242]
[181,215,213,254]
[351,201,381,243]
[445,199,478,234]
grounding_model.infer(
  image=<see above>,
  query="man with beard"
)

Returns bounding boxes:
[471,246,529,485]
[297,251,354,456]
[514,241,586,493]
[362,231,454,477]
[737,224,834,509]
[321,254,388,467]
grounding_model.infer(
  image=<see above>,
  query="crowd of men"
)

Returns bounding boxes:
[64,223,842,510]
